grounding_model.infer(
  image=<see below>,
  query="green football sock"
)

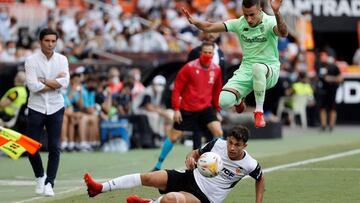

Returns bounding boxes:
[252,63,267,112]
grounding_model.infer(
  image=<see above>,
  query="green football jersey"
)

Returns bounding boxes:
[224,12,280,67]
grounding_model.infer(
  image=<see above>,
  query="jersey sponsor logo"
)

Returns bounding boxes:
[221,167,245,180]
[241,34,267,43]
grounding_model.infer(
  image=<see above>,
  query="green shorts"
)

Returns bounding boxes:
[223,63,280,98]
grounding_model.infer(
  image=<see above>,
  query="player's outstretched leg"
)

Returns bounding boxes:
[84,173,103,197]
[127,195,152,203]
[252,63,267,128]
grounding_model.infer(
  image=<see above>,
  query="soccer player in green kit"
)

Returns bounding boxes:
[183,0,288,128]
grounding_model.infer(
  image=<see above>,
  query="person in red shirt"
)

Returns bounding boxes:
[153,41,223,171]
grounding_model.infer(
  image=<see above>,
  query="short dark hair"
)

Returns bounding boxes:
[227,125,250,143]
[201,41,214,49]
[242,0,260,8]
[39,28,59,41]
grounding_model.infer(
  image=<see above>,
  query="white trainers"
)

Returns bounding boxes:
[44,183,54,196]
[35,174,46,195]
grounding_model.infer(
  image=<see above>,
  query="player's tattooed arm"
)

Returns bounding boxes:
[274,12,288,37]
[270,0,288,37]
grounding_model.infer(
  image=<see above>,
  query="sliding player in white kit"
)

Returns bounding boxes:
[84,125,265,203]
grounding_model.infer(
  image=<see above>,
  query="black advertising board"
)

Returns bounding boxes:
[283,0,360,32]
[336,75,360,123]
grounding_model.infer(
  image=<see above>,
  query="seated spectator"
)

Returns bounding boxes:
[0,41,17,62]
[61,73,87,152]
[134,75,173,138]
[0,71,27,125]
[128,68,145,101]
[80,75,100,148]
[107,67,123,94]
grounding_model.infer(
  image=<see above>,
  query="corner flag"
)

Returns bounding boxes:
[0,126,42,160]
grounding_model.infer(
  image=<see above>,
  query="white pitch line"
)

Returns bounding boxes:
[262,149,360,173]
[282,167,360,171]
[12,187,82,203]
[7,148,360,203]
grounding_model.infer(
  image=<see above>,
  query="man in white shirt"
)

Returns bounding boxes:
[25,28,70,197]
[84,125,265,203]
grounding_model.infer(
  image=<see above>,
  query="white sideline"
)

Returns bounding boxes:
[9,148,360,203]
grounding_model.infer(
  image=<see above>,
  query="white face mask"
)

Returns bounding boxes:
[154,85,164,93]
[327,57,335,64]
[7,48,16,55]
[134,74,141,81]
[111,77,120,84]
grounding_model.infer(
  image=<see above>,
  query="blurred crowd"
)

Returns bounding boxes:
[0,0,250,63]
[0,0,349,152]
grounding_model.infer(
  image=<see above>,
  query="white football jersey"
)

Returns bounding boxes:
[194,139,262,203]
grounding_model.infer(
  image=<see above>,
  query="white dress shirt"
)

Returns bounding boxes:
[25,51,70,115]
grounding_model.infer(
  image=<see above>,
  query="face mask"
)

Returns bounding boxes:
[327,57,335,64]
[111,77,119,84]
[199,53,213,67]
[154,85,164,93]
[7,48,16,55]
[134,74,141,81]
[0,12,8,20]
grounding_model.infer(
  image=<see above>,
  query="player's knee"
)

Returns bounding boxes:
[252,63,267,78]
[162,192,184,203]
[219,91,237,109]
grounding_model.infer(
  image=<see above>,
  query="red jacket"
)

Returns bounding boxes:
[172,59,222,112]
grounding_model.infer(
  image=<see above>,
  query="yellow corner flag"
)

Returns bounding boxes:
[0,126,42,160]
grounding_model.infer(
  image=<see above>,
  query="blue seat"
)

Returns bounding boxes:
[100,119,130,147]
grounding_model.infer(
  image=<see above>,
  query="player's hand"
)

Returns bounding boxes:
[173,110,183,123]
[181,7,195,25]
[270,0,282,14]
[185,156,197,169]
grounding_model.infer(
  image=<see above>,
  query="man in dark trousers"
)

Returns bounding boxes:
[187,32,226,149]
[152,41,223,171]
[25,28,69,196]
[317,51,343,132]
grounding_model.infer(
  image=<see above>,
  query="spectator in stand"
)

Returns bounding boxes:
[107,67,123,94]
[61,73,87,152]
[80,75,100,148]
[152,42,223,171]
[134,75,172,139]
[0,41,17,62]
[128,68,145,100]
[317,51,343,132]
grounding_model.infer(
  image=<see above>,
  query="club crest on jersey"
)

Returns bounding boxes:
[260,25,265,33]
[209,71,215,84]
[235,167,242,175]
